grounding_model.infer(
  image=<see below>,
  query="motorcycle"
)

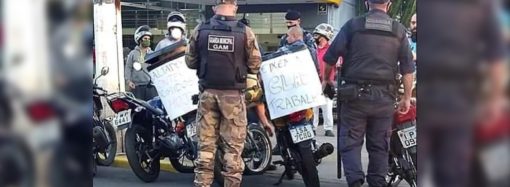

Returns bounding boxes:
[120,91,198,182]
[92,67,117,169]
[213,107,273,186]
[272,110,335,187]
[121,48,199,182]
[386,104,417,187]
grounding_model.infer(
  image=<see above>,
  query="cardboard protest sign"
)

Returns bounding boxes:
[260,50,325,119]
[148,56,199,120]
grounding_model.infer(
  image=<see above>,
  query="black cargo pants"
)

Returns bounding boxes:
[338,84,395,187]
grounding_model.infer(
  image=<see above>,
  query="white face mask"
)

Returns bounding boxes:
[170,28,183,40]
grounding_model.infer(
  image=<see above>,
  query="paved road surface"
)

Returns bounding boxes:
[94,126,411,187]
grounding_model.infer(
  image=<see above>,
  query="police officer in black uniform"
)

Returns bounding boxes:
[322,0,415,187]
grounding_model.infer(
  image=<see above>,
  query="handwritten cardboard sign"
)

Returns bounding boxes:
[260,50,325,119]
[148,56,199,120]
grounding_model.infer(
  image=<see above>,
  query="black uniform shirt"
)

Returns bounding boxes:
[323,9,415,76]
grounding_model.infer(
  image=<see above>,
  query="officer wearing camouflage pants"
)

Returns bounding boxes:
[185,0,261,186]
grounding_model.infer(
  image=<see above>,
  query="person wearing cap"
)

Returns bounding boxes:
[312,23,336,137]
[280,10,317,52]
[322,0,415,186]
[125,25,157,101]
[185,0,261,186]
[155,11,187,51]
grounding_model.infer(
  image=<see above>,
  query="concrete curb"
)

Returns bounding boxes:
[112,154,177,173]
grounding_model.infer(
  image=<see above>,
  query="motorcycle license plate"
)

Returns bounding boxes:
[397,126,417,148]
[289,124,315,144]
[112,109,132,127]
[186,123,197,138]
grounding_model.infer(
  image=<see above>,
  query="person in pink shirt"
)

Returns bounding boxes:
[312,23,337,137]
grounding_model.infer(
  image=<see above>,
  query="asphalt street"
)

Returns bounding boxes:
[93,126,411,187]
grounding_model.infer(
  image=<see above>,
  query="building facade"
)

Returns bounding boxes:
[120,0,356,52]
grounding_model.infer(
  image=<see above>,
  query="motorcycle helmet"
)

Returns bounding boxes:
[167,11,186,33]
[134,25,152,45]
[313,23,334,41]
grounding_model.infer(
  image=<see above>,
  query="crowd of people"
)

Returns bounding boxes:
[122,0,418,186]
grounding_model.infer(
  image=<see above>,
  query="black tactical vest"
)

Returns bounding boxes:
[342,11,406,84]
[197,16,248,90]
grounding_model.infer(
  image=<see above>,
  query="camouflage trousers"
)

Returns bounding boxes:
[194,89,247,187]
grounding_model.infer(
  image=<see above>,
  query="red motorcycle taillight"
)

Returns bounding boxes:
[26,101,55,123]
[110,99,130,113]
[394,105,417,125]
[289,110,307,123]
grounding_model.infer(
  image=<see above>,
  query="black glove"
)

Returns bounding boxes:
[323,83,336,100]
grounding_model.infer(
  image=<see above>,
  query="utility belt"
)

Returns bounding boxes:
[337,78,396,102]
[342,78,395,86]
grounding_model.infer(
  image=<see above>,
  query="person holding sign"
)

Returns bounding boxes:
[185,0,262,186]
[270,26,321,158]
[268,26,322,187]
[312,23,336,137]
[322,0,415,187]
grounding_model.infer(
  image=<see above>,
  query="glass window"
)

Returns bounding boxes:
[235,12,287,34]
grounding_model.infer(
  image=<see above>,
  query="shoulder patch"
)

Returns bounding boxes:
[365,17,393,32]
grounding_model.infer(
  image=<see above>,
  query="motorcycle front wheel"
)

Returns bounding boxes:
[125,125,160,183]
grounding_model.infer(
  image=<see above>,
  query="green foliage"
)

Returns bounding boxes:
[355,0,416,27]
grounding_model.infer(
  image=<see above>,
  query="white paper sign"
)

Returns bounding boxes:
[148,56,199,120]
[260,50,325,119]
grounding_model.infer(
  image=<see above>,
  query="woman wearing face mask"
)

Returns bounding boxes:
[155,11,187,51]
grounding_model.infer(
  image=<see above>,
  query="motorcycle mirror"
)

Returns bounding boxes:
[101,67,110,76]
[133,62,142,71]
